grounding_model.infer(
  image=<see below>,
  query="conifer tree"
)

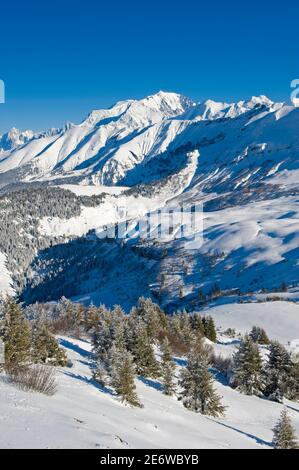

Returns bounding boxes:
[190,313,205,336]
[287,361,299,401]
[112,310,126,352]
[272,409,298,449]
[56,296,80,334]
[264,341,293,402]
[92,322,114,386]
[135,297,163,340]
[111,350,142,407]
[179,342,225,417]
[32,322,68,366]
[179,310,193,341]
[231,334,263,395]
[84,305,100,333]
[203,316,217,342]
[135,323,160,378]
[2,298,31,372]
[249,326,270,345]
[124,308,139,354]
[160,338,176,396]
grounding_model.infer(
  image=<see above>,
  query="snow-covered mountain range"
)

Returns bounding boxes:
[0,91,298,309]
[1,91,294,187]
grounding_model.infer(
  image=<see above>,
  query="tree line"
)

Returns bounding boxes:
[0,295,298,448]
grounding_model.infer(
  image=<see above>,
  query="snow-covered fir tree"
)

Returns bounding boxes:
[249,325,270,345]
[92,320,114,386]
[32,322,68,366]
[112,307,126,352]
[203,316,217,342]
[111,349,142,407]
[134,297,164,340]
[231,334,263,395]
[160,337,176,396]
[272,409,298,449]
[135,323,160,378]
[2,298,31,372]
[263,340,293,402]
[179,341,225,417]
[190,313,205,336]
[288,361,299,401]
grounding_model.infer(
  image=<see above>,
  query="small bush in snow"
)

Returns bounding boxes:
[7,364,57,396]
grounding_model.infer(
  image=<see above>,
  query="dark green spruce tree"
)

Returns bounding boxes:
[2,298,31,372]
[179,342,225,417]
[272,409,298,449]
[32,322,68,366]
[111,349,142,407]
[135,323,160,378]
[160,337,176,396]
[263,340,293,402]
[231,334,263,395]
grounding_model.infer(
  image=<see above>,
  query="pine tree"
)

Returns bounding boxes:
[160,338,176,396]
[2,298,32,372]
[112,313,126,352]
[249,326,270,345]
[264,341,293,402]
[203,316,217,342]
[231,334,263,395]
[287,361,299,401]
[272,409,298,449]
[92,322,114,386]
[177,310,193,343]
[56,296,80,334]
[135,323,160,378]
[83,304,100,333]
[124,307,139,354]
[134,297,163,340]
[190,313,205,336]
[111,350,142,407]
[32,322,68,366]
[179,342,225,417]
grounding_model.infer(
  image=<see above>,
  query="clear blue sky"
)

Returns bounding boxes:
[0,0,298,133]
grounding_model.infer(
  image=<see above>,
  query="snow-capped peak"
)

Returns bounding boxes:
[0,127,35,152]
[82,91,194,128]
[179,95,281,122]
[247,95,273,106]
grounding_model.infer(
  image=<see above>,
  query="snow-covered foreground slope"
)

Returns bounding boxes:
[0,333,298,449]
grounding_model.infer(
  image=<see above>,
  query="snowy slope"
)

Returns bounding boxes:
[0,252,14,297]
[202,301,299,345]
[0,333,298,449]
[39,151,199,239]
